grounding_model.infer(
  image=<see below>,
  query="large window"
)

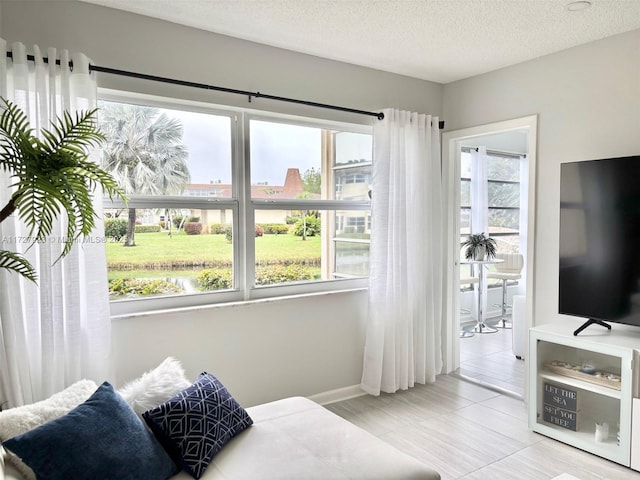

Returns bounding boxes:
[100,94,372,313]
[460,149,522,285]
[460,150,521,252]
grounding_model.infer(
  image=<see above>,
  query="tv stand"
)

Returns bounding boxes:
[573,319,611,336]
[530,321,640,468]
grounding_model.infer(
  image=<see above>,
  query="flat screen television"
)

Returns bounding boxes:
[559,155,640,335]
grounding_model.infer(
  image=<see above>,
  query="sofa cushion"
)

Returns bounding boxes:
[170,397,440,480]
[2,382,177,480]
[0,379,97,442]
[143,372,253,479]
[119,357,192,417]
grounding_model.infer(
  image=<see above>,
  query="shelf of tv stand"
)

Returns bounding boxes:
[539,371,621,399]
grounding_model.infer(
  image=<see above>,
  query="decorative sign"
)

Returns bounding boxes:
[543,382,579,431]
[543,404,579,431]
[543,382,578,411]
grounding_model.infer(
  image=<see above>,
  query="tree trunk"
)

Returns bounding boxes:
[124,207,136,247]
[302,212,307,241]
[0,195,17,224]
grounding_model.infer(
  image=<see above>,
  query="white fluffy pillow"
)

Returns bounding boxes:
[0,379,98,442]
[118,357,191,416]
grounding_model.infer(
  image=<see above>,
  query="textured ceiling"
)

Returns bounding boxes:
[80,0,640,83]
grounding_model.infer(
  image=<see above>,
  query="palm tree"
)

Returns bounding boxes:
[99,103,190,246]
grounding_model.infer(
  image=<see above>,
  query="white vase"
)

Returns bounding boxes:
[472,246,486,261]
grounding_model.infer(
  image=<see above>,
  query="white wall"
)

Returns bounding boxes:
[444,29,640,329]
[112,290,368,407]
[0,0,443,405]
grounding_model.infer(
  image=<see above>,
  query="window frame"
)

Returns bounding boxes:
[100,90,372,316]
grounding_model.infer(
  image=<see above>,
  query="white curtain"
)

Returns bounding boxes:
[470,147,489,319]
[360,109,443,395]
[0,40,111,408]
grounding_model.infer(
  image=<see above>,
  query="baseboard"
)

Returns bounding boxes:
[308,384,366,405]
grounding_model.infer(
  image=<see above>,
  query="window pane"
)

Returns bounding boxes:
[488,182,520,207]
[335,165,371,201]
[335,242,369,277]
[335,132,372,201]
[250,120,372,201]
[332,210,371,241]
[488,208,519,232]
[487,156,520,182]
[105,208,233,299]
[334,209,370,278]
[461,152,471,178]
[254,209,369,286]
[255,210,321,286]
[460,208,471,235]
[250,120,321,200]
[460,179,471,206]
[335,132,372,166]
[494,235,520,254]
[99,101,232,198]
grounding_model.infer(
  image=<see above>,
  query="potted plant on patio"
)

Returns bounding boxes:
[0,98,125,282]
[462,232,497,261]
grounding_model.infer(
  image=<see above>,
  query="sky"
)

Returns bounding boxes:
[165,109,321,186]
[164,108,372,187]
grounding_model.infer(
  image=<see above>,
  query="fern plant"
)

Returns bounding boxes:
[0,98,126,282]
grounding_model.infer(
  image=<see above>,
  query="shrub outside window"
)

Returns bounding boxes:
[99,93,372,314]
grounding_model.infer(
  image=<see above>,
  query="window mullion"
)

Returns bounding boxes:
[322,130,334,284]
[239,113,255,299]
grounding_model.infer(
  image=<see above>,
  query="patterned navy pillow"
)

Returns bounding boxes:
[142,372,253,479]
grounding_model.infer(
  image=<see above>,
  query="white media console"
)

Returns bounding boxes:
[529,320,640,470]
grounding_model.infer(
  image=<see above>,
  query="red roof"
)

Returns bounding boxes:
[184,168,313,199]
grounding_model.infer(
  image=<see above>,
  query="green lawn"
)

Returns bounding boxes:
[106,232,321,270]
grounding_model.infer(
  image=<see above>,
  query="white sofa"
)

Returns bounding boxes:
[2,396,440,480]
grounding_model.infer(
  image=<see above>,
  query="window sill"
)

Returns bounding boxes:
[110,286,368,322]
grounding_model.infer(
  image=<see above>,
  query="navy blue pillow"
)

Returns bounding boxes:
[3,382,177,480]
[143,372,253,479]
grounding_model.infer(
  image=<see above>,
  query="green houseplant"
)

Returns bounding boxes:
[0,98,125,282]
[462,232,497,261]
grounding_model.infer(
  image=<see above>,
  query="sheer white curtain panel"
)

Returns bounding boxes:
[0,39,111,408]
[360,109,444,396]
[470,147,489,319]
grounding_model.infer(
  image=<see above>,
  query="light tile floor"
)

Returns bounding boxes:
[459,316,525,397]
[326,376,638,480]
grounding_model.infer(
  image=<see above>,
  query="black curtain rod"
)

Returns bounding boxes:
[461,146,526,159]
[5,51,446,129]
[89,64,392,121]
